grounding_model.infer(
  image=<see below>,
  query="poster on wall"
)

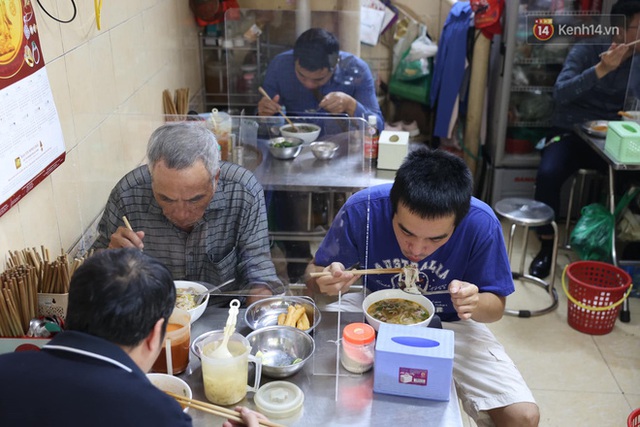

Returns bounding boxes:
[0,0,66,218]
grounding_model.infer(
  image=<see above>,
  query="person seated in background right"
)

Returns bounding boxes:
[530,0,640,278]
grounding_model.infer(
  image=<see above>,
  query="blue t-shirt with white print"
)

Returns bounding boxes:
[314,183,514,321]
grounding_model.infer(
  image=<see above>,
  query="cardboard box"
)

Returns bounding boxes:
[377,130,409,170]
[373,324,454,401]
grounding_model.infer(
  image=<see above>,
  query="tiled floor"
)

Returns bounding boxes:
[458,222,640,426]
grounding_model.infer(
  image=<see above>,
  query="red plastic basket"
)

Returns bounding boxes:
[562,261,632,335]
[629,408,640,427]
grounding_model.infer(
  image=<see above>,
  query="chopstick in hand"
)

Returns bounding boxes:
[257,87,298,131]
[599,38,640,57]
[165,391,284,427]
[309,268,403,278]
[122,216,134,231]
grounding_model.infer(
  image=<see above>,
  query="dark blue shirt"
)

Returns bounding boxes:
[0,331,192,427]
[261,50,384,128]
[552,40,636,130]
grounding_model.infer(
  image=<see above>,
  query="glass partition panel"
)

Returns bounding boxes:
[624,26,640,113]
[220,9,361,113]
[75,112,396,378]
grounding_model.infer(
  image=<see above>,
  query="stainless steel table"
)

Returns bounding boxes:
[576,126,640,321]
[251,134,396,193]
[179,307,463,427]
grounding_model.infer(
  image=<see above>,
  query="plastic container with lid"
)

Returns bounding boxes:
[341,322,376,373]
[254,381,304,420]
[208,109,232,161]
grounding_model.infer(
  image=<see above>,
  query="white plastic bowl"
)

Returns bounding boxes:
[147,373,192,413]
[362,289,435,331]
[279,123,321,144]
[174,280,208,324]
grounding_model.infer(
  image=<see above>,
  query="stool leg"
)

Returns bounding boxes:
[507,223,517,264]
[518,225,530,276]
[549,221,559,288]
[564,176,578,248]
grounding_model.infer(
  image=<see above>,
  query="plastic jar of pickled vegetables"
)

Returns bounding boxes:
[341,323,375,373]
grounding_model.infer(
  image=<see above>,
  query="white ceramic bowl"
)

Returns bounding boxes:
[362,289,435,331]
[279,123,321,144]
[147,373,192,413]
[174,280,208,324]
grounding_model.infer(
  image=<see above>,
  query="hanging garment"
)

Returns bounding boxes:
[430,2,472,138]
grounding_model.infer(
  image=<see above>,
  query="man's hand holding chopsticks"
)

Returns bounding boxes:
[257,92,282,117]
[307,262,359,296]
[108,226,145,250]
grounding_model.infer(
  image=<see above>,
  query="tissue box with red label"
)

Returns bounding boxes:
[373,323,454,401]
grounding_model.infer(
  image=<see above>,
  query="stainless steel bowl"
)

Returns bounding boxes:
[268,137,304,160]
[244,296,321,333]
[246,325,315,378]
[310,141,338,160]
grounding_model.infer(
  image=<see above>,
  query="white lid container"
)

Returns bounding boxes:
[254,381,304,419]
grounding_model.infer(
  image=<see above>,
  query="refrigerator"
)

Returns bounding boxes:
[484,0,615,209]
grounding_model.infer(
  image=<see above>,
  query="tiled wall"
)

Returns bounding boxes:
[0,0,201,264]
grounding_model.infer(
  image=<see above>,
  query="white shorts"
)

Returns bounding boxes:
[443,320,536,426]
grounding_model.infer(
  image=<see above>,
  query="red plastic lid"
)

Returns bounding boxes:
[343,323,375,345]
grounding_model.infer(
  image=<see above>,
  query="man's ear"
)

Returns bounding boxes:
[147,318,166,354]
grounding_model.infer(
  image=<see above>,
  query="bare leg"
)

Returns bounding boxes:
[487,402,540,427]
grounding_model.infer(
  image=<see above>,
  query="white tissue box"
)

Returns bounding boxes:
[373,324,454,401]
[377,130,409,170]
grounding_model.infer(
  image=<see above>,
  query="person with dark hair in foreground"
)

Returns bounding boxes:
[0,248,269,427]
[307,149,540,426]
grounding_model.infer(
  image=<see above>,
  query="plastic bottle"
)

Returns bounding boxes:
[364,115,379,162]
[341,323,376,373]
[209,109,232,161]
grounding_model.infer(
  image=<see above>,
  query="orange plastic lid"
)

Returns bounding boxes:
[343,323,375,345]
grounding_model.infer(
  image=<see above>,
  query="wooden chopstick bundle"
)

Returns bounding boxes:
[175,88,190,117]
[163,89,178,120]
[0,265,38,336]
[309,267,403,278]
[165,391,284,427]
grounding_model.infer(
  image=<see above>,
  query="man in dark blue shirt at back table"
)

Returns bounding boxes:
[530,0,640,278]
[258,28,384,283]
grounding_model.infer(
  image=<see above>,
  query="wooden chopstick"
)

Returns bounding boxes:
[165,391,284,427]
[309,268,403,278]
[122,216,133,231]
[599,39,640,57]
[257,86,298,131]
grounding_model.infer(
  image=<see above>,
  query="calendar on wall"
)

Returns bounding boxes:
[0,0,66,218]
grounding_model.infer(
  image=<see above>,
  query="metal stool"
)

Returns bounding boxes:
[494,198,559,317]
[564,169,605,248]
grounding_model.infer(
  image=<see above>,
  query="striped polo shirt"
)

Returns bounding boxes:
[92,162,283,295]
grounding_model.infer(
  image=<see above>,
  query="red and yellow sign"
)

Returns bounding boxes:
[533,18,555,42]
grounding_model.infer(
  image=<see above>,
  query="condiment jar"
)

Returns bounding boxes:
[341,322,375,373]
